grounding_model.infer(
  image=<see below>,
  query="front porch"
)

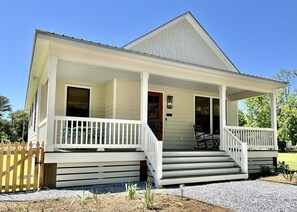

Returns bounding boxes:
[34,58,280,187]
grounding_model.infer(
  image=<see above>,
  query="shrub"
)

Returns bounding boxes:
[260,165,273,177]
[277,161,289,173]
[125,182,138,201]
[142,181,154,210]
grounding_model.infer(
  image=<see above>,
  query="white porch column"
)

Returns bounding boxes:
[219,85,226,150]
[140,72,149,123]
[45,56,58,152]
[270,91,278,150]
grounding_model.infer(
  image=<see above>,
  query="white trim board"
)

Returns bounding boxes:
[44,152,146,163]
[64,84,92,117]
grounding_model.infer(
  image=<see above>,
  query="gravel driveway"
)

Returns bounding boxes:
[0,180,296,212]
[167,181,297,212]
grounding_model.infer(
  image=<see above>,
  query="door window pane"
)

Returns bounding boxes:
[66,87,90,117]
[195,97,210,134]
[213,98,220,134]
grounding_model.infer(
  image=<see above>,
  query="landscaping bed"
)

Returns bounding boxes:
[261,173,297,185]
[0,192,230,212]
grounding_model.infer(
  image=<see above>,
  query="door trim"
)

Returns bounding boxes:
[64,84,92,117]
[148,90,164,141]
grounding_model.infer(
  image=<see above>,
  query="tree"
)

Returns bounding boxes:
[238,109,247,126]
[9,110,28,141]
[0,118,10,140]
[243,69,297,145]
[0,95,12,118]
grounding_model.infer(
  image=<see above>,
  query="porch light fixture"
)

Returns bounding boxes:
[167,95,173,109]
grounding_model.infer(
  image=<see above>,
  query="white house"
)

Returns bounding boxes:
[25,12,286,187]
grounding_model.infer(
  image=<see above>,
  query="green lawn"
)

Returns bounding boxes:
[278,152,297,170]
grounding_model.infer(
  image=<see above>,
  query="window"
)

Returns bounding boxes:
[195,96,225,135]
[195,97,210,134]
[66,87,90,117]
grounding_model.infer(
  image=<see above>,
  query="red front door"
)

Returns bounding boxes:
[148,92,163,140]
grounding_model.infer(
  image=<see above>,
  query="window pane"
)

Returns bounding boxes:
[195,97,210,134]
[213,98,220,134]
[66,87,90,117]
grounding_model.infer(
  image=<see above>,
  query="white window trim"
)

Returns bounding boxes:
[64,84,92,117]
[193,94,228,135]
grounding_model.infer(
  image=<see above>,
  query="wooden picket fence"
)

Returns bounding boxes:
[0,141,45,193]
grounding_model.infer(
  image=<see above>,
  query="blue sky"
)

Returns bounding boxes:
[0,1,296,111]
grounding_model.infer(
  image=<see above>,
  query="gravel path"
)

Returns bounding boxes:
[167,181,297,212]
[1,180,296,212]
[0,182,147,202]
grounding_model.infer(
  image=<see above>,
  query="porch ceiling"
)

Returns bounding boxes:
[57,60,266,100]
[57,60,139,84]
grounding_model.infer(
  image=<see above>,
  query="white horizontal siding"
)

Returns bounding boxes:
[227,100,238,126]
[56,161,140,187]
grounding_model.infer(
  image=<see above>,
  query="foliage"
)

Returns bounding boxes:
[0,118,10,140]
[142,181,154,210]
[243,69,297,145]
[0,96,28,141]
[260,165,273,177]
[277,161,296,182]
[9,110,28,141]
[125,182,138,201]
[0,96,11,118]
[238,109,247,126]
[277,161,290,173]
[77,191,87,205]
[282,170,295,182]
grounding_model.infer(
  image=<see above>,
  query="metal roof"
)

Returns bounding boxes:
[36,29,287,87]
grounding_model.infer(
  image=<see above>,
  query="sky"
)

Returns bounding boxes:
[0,0,296,111]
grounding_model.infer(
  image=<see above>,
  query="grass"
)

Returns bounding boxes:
[278,153,297,170]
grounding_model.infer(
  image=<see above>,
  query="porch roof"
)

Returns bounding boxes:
[25,30,287,110]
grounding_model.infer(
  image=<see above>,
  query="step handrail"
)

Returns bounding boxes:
[224,127,248,173]
[142,123,162,186]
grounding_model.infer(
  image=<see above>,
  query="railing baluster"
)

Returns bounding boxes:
[70,120,73,144]
[126,123,129,145]
[113,122,116,145]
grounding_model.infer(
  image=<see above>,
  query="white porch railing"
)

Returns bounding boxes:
[226,126,275,150]
[224,127,248,173]
[143,123,162,187]
[38,118,47,142]
[53,116,142,149]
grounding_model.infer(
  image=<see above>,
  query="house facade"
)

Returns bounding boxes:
[25,12,286,187]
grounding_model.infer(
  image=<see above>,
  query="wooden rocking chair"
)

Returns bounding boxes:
[193,125,218,150]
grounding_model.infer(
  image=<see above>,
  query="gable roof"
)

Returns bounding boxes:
[123,12,240,73]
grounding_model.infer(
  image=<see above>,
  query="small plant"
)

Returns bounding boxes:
[260,165,273,177]
[92,188,100,204]
[283,170,295,182]
[77,190,87,205]
[125,182,138,201]
[277,161,289,173]
[142,181,154,210]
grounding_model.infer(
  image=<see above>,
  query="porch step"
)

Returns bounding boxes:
[163,155,232,163]
[163,151,226,157]
[155,150,247,186]
[162,167,241,178]
[159,173,248,186]
[163,161,238,170]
